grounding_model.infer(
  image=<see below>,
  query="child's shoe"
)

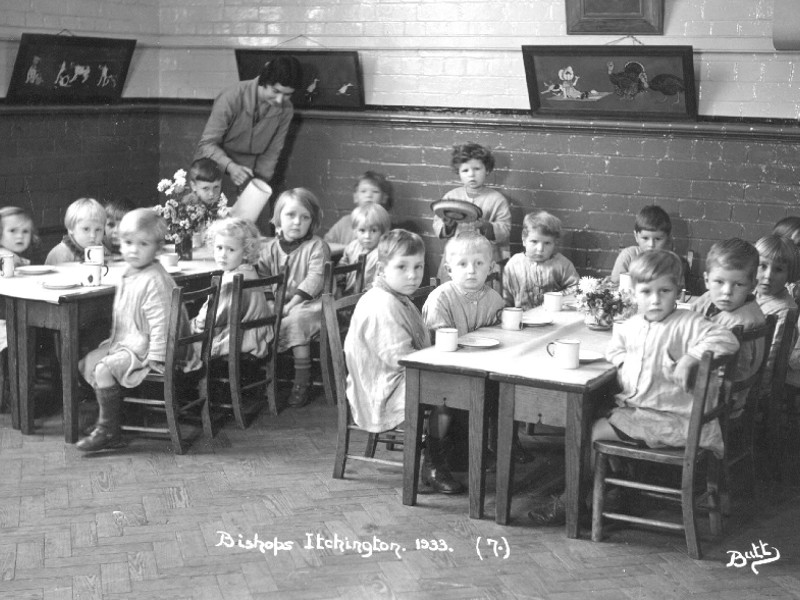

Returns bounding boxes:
[288,383,311,408]
[421,438,465,494]
[76,425,124,452]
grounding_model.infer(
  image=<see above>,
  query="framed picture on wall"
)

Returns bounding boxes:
[234,49,365,110]
[6,33,136,104]
[566,0,664,35]
[521,45,696,121]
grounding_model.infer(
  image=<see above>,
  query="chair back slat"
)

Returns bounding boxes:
[323,254,366,295]
[726,314,778,397]
[321,291,366,407]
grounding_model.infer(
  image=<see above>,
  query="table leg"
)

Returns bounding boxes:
[6,298,20,430]
[60,304,79,443]
[467,377,489,520]
[565,390,591,538]
[16,300,36,434]
[495,382,515,524]
[402,367,424,507]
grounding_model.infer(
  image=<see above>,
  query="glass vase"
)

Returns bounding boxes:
[584,312,613,331]
[176,235,193,261]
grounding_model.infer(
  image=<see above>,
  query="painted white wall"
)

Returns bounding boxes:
[1,0,798,118]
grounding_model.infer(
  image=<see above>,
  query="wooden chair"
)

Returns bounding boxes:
[323,283,436,479]
[591,350,733,560]
[120,276,221,455]
[322,253,366,298]
[208,267,287,427]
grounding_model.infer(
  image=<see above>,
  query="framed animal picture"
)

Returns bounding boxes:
[521,45,696,121]
[565,0,664,35]
[6,33,136,104]
[234,49,365,110]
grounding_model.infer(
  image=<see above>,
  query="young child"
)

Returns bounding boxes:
[45,197,106,265]
[103,198,136,259]
[610,205,676,284]
[773,216,800,304]
[529,250,739,526]
[0,207,38,357]
[690,238,766,417]
[324,171,393,256]
[193,217,271,362]
[337,203,392,295]
[345,230,462,494]
[503,211,579,310]
[258,188,330,408]
[186,158,224,209]
[76,209,199,451]
[433,142,511,281]
[754,234,799,397]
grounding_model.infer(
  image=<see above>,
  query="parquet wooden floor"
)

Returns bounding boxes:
[1,388,798,600]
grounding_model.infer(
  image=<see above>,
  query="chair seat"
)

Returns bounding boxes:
[593,440,690,465]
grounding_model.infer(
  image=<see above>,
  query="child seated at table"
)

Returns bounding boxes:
[433,142,511,282]
[45,197,106,265]
[337,203,391,296]
[76,208,198,452]
[192,217,270,364]
[690,238,766,417]
[503,210,579,310]
[258,188,329,408]
[610,205,673,283]
[324,170,393,256]
[103,198,136,259]
[753,234,798,399]
[773,216,800,304]
[345,230,463,495]
[529,250,739,526]
[0,206,39,357]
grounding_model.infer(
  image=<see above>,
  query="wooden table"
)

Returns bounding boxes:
[0,259,221,442]
[490,307,617,538]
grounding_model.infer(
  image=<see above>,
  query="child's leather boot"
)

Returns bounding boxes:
[421,437,464,494]
[77,385,124,452]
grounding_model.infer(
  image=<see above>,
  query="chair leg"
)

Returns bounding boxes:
[706,457,723,536]
[591,453,608,542]
[164,387,188,455]
[266,358,279,416]
[365,433,379,458]
[333,402,353,479]
[320,340,336,406]
[682,461,701,560]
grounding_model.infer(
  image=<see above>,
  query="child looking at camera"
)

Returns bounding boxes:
[193,217,270,361]
[325,171,393,256]
[76,209,199,452]
[258,188,330,408]
[338,202,392,295]
[690,238,766,417]
[433,142,511,281]
[103,198,136,258]
[0,207,39,356]
[529,250,739,526]
[503,211,579,310]
[773,216,800,304]
[46,197,106,264]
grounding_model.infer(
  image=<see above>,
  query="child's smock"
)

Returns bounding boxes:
[258,235,329,352]
[503,252,580,310]
[422,281,505,336]
[80,262,199,388]
[323,214,354,249]
[605,309,739,458]
[345,278,430,433]
[45,235,84,265]
[432,187,511,280]
[193,263,271,359]
[339,239,379,294]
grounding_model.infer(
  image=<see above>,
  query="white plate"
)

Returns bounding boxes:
[458,335,500,348]
[42,280,81,290]
[522,316,554,327]
[430,199,483,223]
[15,265,55,275]
[579,350,605,364]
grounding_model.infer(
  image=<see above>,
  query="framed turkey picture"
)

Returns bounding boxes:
[521,45,697,121]
[234,49,364,110]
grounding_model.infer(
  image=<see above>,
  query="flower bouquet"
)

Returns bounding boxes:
[153,169,230,258]
[575,276,636,330]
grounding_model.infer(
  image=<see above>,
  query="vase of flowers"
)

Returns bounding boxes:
[153,169,230,260]
[576,277,636,331]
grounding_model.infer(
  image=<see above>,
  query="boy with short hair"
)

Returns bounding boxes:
[325,170,393,256]
[337,202,392,295]
[690,238,766,416]
[186,158,225,208]
[503,210,579,310]
[610,205,674,284]
[46,197,107,265]
[103,198,136,257]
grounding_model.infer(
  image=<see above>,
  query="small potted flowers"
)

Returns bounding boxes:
[575,276,636,330]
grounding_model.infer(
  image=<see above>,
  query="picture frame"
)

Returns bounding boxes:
[234,49,365,110]
[521,45,697,121]
[6,33,136,104]
[566,0,664,35]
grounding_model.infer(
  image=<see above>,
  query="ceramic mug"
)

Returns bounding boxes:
[160,252,180,268]
[619,273,633,292]
[501,307,523,330]
[546,338,580,369]
[0,252,15,278]
[84,245,105,264]
[435,328,459,352]
[543,292,563,312]
[82,263,109,287]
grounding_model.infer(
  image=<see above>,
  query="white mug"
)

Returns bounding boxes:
[501,307,523,330]
[543,292,563,312]
[435,328,459,352]
[84,245,105,264]
[619,273,633,292]
[546,338,580,369]
[0,252,15,278]
[160,252,180,268]
[82,263,109,287]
